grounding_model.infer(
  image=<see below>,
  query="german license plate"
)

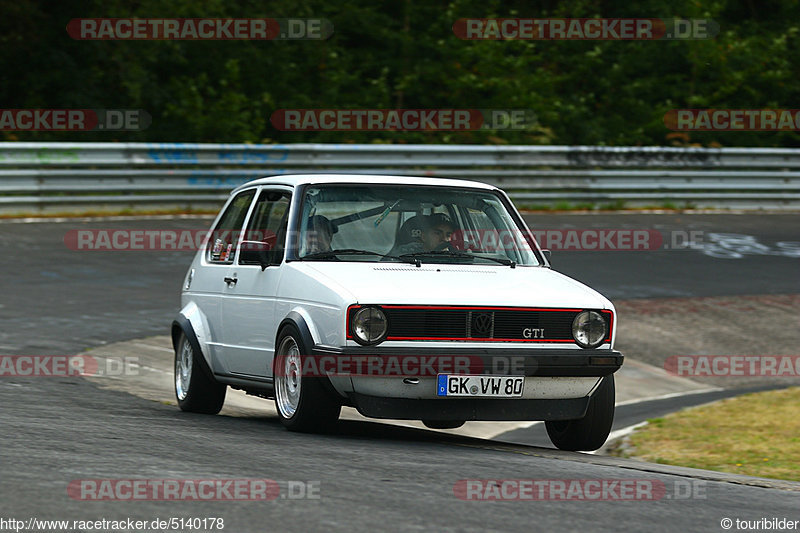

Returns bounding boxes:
[437,375,524,397]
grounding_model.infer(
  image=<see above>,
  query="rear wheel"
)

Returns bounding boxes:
[174,333,226,414]
[273,325,341,432]
[545,375,615,451]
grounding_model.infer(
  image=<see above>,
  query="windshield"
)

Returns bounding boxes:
[292,184,540,266]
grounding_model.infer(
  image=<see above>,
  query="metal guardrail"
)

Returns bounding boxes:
[1,142,798,212]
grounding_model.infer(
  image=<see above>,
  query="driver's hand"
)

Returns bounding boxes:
[434,241,458,252]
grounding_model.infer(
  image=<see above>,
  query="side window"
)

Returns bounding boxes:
[206,189,256,264]
[239,190,291,265]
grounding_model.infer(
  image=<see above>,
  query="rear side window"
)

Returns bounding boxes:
[206,189,256,264]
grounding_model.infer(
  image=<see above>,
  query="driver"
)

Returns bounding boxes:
[395,213,455,255]
[421,213,455,251]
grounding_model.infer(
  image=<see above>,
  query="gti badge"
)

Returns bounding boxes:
[522,328,544,339]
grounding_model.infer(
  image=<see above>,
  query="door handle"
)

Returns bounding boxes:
[224,276,238,285]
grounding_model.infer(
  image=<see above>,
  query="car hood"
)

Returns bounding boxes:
[298,262,611,309]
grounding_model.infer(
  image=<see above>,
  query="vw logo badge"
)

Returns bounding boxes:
[471,312,492,337]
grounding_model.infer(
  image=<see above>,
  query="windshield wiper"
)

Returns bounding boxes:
[301,249,420,266]
[400,250,516,268]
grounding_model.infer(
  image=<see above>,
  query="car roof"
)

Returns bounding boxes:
[230,173,499,195]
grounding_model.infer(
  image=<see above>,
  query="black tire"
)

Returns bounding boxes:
[422,420,465,430]
[273,324,341,432]
[545,375,615,451]
[174,332,226,414]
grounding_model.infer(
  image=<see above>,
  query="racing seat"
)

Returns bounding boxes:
[387,215,426,256]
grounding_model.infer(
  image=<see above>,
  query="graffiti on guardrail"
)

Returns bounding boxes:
[217,149,289,163]
[675,232,800,258]
[145,148,198,163]
[146,144,289,164]
[0,148,81,163]
[0,143,796,211]
[565,148,722,167]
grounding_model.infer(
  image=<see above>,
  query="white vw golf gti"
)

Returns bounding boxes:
[172,174,623,451]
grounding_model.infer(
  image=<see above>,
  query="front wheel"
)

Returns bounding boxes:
[273,325,341,432]
[545,375,615,451]
[174,333,226,414]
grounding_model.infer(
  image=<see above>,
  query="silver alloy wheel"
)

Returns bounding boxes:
[175,338,193,401]
[275,336,302,419]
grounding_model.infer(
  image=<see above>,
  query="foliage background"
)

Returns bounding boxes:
[2,0,799,146]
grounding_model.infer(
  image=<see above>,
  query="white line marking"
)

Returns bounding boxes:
[615,387,723,407]
[130,343,173,353]
[133,364,171,375]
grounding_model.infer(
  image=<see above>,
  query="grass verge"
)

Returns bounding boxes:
[614,387,800,481]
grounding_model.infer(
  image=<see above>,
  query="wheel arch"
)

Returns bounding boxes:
[275,310,345,399]
[276,310,316,353]
[172,308,216,381]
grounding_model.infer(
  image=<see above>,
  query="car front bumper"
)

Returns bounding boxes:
[311,345,623,377]
[311,345,623,421]
[349,393,593,421]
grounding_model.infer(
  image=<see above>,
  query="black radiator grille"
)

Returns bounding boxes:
[346,305,613,343]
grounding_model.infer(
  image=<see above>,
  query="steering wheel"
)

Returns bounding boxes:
[434,242,459,252]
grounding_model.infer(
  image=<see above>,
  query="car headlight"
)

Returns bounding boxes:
[572,310,607,348]
[351,306,388,345]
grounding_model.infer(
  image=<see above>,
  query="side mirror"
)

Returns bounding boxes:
[240,241,280,270]
[542,249,552,266]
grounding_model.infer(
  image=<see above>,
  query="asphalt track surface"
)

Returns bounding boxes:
[1,213,799,531]
[522,212,800,299]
